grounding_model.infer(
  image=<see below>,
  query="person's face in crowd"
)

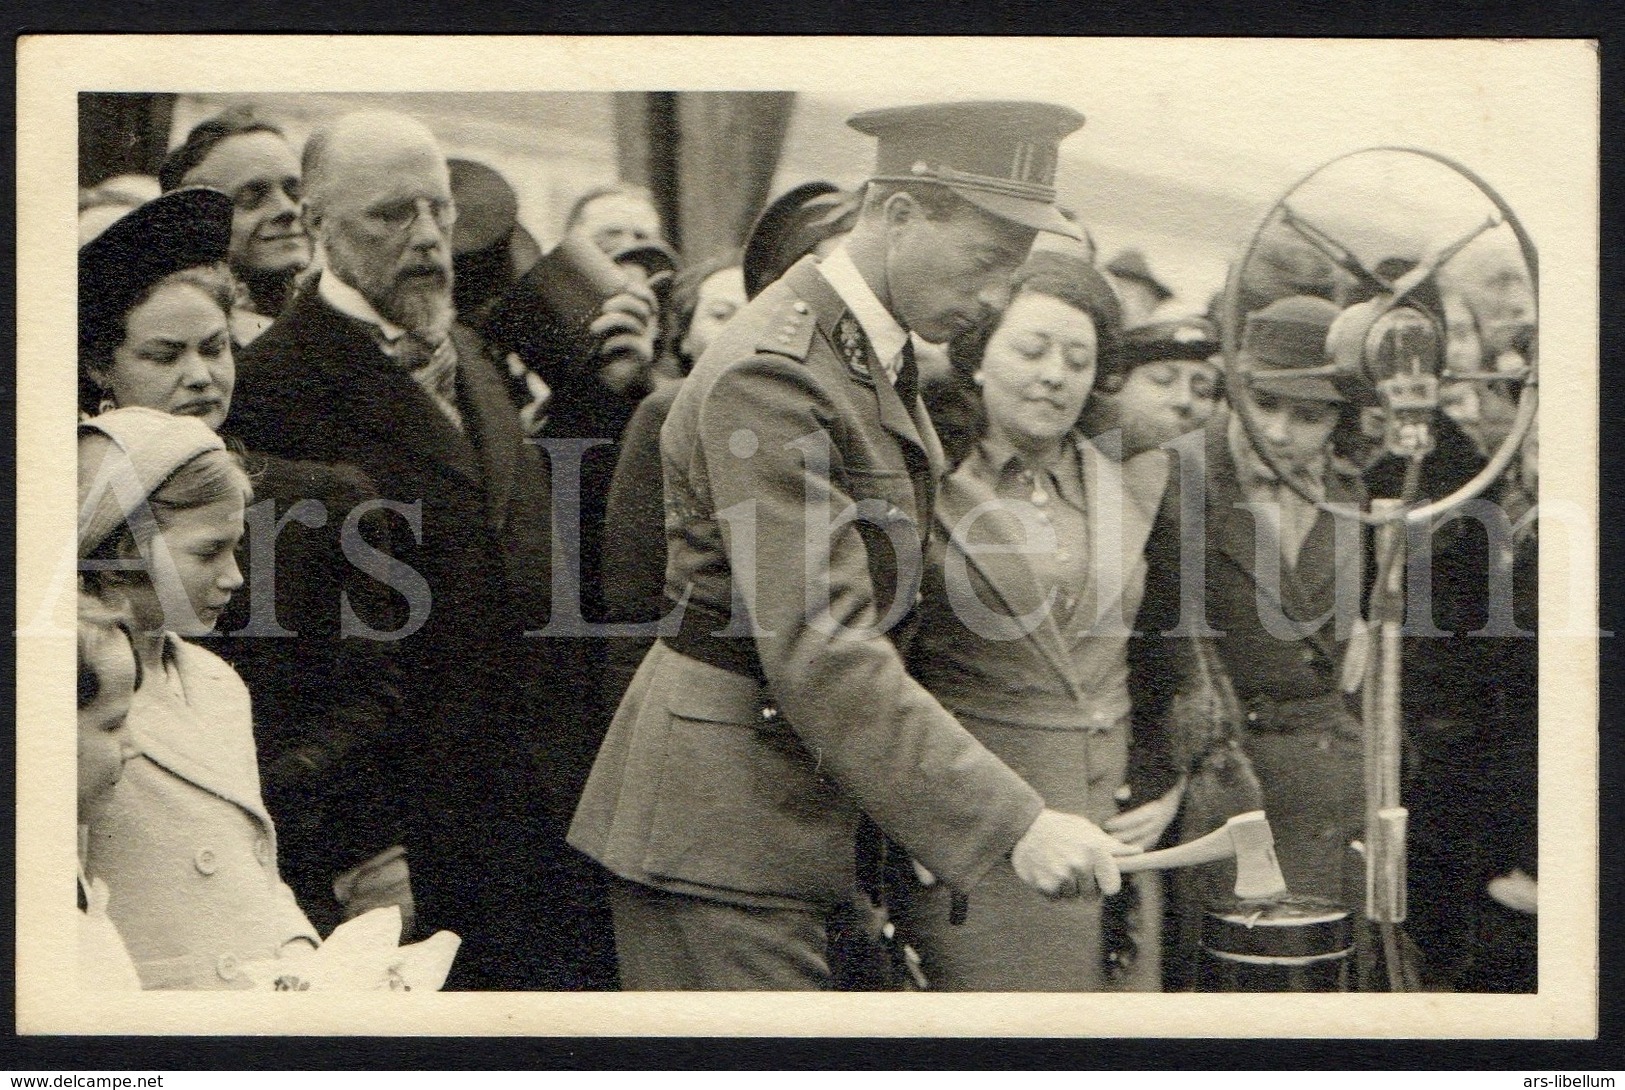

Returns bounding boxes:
[1109,276,1162,329]
[884,195,1035,345]
[78,623,139,827]
[1248,387,1340,474]
[978,289,1098,457]
[312,130,457,338]
[183,131,311,279]
[574,192,662,256]
[680,266,746,363]
[1115,357,1220,452]
[98,279,235,431]
[120,494,246,639]
[1442,291,1485,375]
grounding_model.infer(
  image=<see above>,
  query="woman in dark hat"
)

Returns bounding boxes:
[1079,316,1223,459]
[900,252,1179,991]
[78,188,410,938]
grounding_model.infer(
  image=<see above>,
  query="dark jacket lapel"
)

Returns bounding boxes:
[453,325,521,534]
[298,287,481,484]
[1208,412,1358,662]
[1206,415,1268,595]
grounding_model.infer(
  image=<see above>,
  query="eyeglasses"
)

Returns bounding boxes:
[367,196,458,234]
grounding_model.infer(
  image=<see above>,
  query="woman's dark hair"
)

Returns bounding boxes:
[939,252,1123,464]
[663,251,742,371]
[948,251,1123,383]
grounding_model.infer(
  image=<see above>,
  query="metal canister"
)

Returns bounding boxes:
[1199,893,1353,991]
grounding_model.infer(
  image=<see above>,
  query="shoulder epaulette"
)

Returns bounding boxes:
[754,298,817,362]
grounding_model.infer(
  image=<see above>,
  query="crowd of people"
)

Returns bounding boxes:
[72,96,1538,994]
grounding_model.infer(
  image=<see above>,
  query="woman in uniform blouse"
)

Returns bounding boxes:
[903,252,1182,991]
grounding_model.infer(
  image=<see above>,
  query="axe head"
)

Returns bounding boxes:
[1226,811,1289,900]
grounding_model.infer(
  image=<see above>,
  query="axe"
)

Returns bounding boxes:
[1116,810,1288,900]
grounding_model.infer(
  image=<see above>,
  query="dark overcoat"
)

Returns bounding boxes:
[231,282,608,989]
[1141,410,1369,909]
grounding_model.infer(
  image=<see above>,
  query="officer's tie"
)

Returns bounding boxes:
[894,336,920,407]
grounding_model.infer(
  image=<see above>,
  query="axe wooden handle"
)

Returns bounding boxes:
[1115,810,1268,874]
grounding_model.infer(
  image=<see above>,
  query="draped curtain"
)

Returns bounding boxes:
[79,93,176,188]
[615,91,796,263]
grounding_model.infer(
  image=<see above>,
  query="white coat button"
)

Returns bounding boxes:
[194,848,218,876]
[254,837,271,865]
[792,301,809,314]
[216,953,239,982]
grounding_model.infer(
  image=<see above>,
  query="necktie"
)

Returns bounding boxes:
[895,336,920,407]
[390,330,463,432]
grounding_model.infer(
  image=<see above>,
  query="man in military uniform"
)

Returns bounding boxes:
[569,101,1142,990]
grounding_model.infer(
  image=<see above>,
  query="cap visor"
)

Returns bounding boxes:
[952,186,1082,240]
[1249,375,1345,403]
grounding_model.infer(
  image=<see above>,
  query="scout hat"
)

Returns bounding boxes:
[1120,316,1221,370]
[847,100,1085,240]
[1238,294,1343,402]
[742,181,861,299]
[1105,249,1173,302]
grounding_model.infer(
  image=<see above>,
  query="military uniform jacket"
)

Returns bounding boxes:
[569,257,1044,909]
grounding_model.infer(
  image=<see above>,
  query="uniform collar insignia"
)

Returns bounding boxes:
[836,313,873,385]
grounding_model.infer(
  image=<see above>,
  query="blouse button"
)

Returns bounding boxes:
[194,848,218,876]
[216,953,239,982]
[254,837,271,866]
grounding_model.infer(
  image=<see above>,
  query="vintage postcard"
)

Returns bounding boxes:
[15,35,1599,1037]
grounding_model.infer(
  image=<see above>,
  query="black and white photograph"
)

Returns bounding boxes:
[14,34,1599,1038]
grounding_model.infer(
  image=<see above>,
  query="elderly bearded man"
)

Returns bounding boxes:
[231,110,656,990]
[570,101,1144,991]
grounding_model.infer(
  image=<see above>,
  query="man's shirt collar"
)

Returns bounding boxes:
[815,244,910,379]
[318,266,406,342]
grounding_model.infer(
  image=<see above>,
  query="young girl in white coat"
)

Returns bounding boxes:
[79,407,317,988]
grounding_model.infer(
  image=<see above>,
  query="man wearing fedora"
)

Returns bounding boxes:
[569,101,1142,990]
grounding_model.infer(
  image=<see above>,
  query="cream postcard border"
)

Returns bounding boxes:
[15,34,1600,1038]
